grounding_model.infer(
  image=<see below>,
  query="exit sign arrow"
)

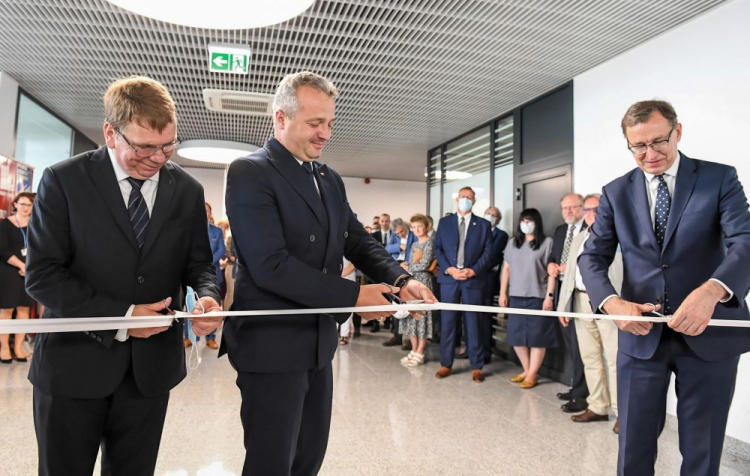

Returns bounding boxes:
[208,43,251,75]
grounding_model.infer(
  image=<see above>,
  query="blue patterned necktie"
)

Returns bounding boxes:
[654,175,671,248]
[127,177,149,248]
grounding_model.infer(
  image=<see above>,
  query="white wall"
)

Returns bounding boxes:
[0,72,20,158]
[341,177,426,227]
[184,167,227,220]
[573,0,750,443]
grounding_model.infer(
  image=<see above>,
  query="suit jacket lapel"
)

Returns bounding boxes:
[317,163,341,263]
[88,148,140,252]
[662,154,697,252]
[265,139,329,230]
[629,168,660,251]
[141,163,176,258]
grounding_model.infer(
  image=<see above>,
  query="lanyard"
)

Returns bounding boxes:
[13,216,28,249]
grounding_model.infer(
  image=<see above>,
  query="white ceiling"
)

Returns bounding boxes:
[0,0,726,180]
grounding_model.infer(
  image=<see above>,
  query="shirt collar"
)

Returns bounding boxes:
[643,152,681,183]
[107,147,160,184]
[458,211,473,223]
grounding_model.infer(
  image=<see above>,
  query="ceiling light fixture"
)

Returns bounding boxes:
[177,140,259,165]
[105,0,315,29]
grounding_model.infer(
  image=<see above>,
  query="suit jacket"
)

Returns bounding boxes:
[558,231,622,314]
[433,213,493,288]
[372,229,391,247]
[579,154,750,361]
[208,223,226,286]
[386,230,416,261]
[223,137,405,373]
[25,147,220,399]
[486,227,509,298]
[549,221,588,265]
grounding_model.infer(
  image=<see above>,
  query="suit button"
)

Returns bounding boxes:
[322,268,327,274]
[310,235,315,242]
[96,336,102,342]
[656,297,663,303]
[661,264,669,269]
[344,231,348,238]
[83,331,89,335]
[137,276,145,284]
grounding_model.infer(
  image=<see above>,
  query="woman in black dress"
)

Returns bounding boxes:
[0,192,35,363]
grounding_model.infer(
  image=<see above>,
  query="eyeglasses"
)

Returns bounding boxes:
[117,129,180,158]
[628,126,675,155]
[15,202,33,208]
[560,205,581,211]
[583,206,598,213]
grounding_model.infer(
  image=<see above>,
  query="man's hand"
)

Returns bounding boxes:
[399,279,438,320]
[668,281,726,336]
[446,267,467,280]
[547,262,560,278]
[356,284,398,322]
[400,261,409,271]
[189,296,224,337]
[603,297,658,336]
[18,264,25,277]
[128,297,173,338]
[457,268,476,279]
[559,316,570,327]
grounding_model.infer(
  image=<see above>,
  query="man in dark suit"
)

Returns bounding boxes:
[25,76,223,476]
[548,193,589,413]
[482,206,509,362]
[433,187,493,382]
[224,71,436,476]
[579,100,750,476]
[368,213,392,333]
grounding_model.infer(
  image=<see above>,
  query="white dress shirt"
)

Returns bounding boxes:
[108,148,161,342]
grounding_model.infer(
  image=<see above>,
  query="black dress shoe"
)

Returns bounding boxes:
[370,322,380,333]
[556,390,574,401]
[353,328,361,338]
[561,398,589,413]
[0,358,11,365]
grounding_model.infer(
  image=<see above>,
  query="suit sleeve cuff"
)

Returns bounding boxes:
[114,304,135,342]
[709,279,734,303]
[599,294,619,313]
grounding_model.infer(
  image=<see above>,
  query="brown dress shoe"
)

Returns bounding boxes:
[184,338,192,348]
[613,419,619,434]
[472,370,485,383]
[571,409,609,423]
[382,336,402,347]
[435,366,452,379]
[206,339,219,350]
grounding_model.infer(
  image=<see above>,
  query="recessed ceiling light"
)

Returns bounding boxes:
[105,0,315,29]
[177,140,259,165]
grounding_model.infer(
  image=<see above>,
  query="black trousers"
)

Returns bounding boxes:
[236,363,333,476]
[33,364,170,476]
[556,278,589,399]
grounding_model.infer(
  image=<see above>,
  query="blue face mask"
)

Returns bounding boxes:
[458,197,473,213]
[185,286,204,370]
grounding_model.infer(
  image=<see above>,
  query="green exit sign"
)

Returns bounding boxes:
[208,43,251,75]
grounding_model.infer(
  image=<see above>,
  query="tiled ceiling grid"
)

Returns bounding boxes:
[0,0,725,179]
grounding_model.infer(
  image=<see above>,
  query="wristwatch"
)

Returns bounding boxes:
[393,274,413,289]
[547,293,554,298]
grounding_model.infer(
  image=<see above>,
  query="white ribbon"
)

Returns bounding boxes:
[1,303,749,334]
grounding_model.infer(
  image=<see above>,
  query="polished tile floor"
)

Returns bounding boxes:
[2,332,749,475]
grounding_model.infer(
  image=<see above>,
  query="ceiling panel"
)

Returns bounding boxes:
[0,0,725,179]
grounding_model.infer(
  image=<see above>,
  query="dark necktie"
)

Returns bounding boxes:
[457,217,466,268]
[560,224,575,267]
[302,162,320,197]
[127,177,149,248]
[655,174,672,313]
[654,175,671,248]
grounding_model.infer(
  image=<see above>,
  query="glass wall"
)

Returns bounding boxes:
[14,93,73,191]
[428,148,441,224]
[442,125,491,217]
[493,115,514,235]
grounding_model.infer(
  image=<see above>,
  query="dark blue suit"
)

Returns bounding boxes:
[434,213,493,369]
[579,154,750,476]
[224,137,404,475]
[483,227,509,356]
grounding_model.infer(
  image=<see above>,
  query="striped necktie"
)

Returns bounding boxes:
[127,177,149,248]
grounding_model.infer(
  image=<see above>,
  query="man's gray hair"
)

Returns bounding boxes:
[273,71,339,118]
[560,193,584,205]
[583,193,601,202]
[391,218,405,229]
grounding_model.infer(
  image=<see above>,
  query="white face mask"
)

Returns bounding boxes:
[484,214,499,227]
[458,197,473,213]
[520,222,536,235]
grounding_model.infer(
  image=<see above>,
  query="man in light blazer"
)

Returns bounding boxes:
[558,193,622,433]
[579,100,750,476]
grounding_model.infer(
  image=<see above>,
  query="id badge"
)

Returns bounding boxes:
[21,248,27,257]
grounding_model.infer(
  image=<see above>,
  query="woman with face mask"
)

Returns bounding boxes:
[499,208,557,388]
[0,192,36,363]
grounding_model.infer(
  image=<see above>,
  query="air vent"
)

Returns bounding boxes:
[203,89,274,116]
